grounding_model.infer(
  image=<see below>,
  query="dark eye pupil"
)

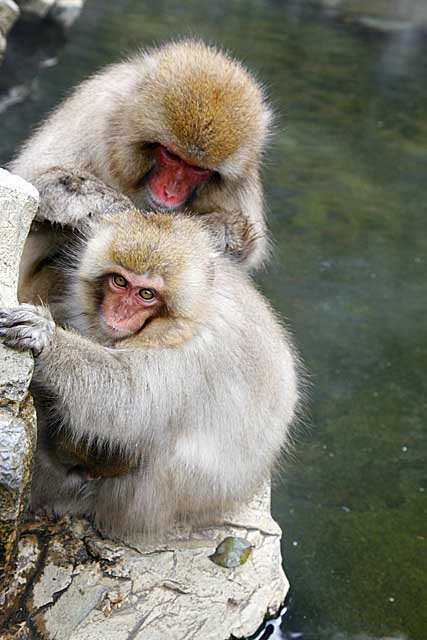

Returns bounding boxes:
[164,147,180,161]
[140,289,154,300]
[114,274,126,287]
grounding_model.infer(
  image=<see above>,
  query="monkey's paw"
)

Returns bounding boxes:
[36,168,134,227]
[201,210,260,264]
[0,304,55,355]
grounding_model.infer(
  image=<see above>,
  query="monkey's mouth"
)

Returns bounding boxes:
[100,316,134,339]
[144,187,187,212]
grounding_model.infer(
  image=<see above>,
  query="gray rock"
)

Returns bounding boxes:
[0,0,20,36]
[3,488,288,640]
[49,0,85,28]
[0,0,19,66]
[15,0,85,25]
[0,169,38,579]
[0,30,6,63]
[15,0,55,18]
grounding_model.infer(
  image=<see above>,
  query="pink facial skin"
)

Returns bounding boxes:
[146,144,213,209]
[101,266,164,338]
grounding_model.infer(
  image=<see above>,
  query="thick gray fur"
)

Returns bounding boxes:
[0,218,298,537]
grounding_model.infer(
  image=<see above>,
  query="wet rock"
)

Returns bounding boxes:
[49,0,85,29]
[0,30,6,62]
[16,0,55,18]
[0,0,20,65]
[0,0,20,36]
[2,488,288,640]
[209,536,254,568]
[16,0,85,27]
[0,169,38,583]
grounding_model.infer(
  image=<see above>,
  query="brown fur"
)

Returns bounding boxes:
[157,43,264,164]
[11,39,272,306]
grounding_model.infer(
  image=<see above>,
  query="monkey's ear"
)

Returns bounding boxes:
[80,226,116,278]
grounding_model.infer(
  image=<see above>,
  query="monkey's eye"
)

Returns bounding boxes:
[162,146,181,162]
[191,165,211,175]
[112,274,127,288]
[139,289,156,301]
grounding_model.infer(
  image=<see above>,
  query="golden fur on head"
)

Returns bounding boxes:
[79,210,216,322]
[131,39,271,169]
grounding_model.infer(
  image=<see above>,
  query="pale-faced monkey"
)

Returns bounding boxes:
[10,39,273,303]
[0,211,298,537]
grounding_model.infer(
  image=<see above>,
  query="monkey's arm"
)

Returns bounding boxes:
[199,208,264,268]
[196,172,269,269]
[31,168,133,230]
[19,170,134,303]
[0,305,146,449]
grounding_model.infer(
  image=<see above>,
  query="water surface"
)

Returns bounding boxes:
[1,2,426,638]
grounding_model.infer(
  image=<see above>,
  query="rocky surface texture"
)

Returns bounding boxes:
[0,0,85,69]
[15,0,85,28]
[0,169,288,639]
[0,0,19,65]
[1,489,287,640]
[0,169,38,582]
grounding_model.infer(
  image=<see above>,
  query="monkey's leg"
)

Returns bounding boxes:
[52,429,140,479]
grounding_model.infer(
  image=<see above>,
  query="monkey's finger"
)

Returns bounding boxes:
[0,306,47,327]
[0,303,39,316]
[0,308,19,320]
[0,329,37,353]
[0,315,37,328]
[0,325,36,341]
[0,328,45,353]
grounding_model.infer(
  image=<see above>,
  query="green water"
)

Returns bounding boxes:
[1,2,426,638]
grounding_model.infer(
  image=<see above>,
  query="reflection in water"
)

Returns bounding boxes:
[0,84,31,115]
[250,604,301,640]
[1,2,426,639]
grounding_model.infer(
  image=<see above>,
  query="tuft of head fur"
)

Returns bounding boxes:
[76,210,218,341]
[152,40,271,167]
[108,39,272,187]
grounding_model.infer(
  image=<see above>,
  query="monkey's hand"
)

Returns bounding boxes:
[0,304,55,356]
[33,168,134,229]
[199,210,262,265]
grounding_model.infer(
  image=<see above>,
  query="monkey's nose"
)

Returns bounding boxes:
[164,179,184,199]
[164,185,176,198]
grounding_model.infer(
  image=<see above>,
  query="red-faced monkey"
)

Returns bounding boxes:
[11,40,272,303]
[0,211,298,537]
